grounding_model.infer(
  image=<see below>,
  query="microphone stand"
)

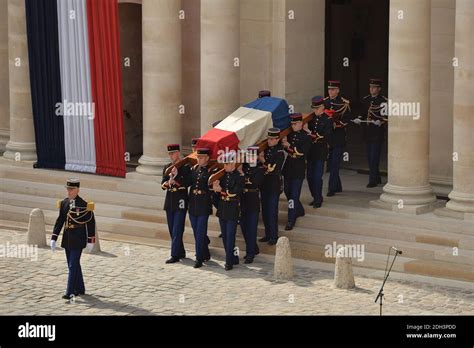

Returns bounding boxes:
[375,248,401,316]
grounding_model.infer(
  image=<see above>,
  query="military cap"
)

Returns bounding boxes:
[311,96,325,109]
[66,178,80,189]
[167,144,180,153]
[196,148,210,156]
[258,90,271,98]
[290,113,303,123]
[267,128,280,138]
[369,78,382,87]
[191,138,200,147]
[328,80,341,89]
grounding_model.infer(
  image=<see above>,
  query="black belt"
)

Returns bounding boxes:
[192,189,208,195]
[244,188,259,193]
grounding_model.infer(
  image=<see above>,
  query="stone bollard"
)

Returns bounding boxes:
[274,236,293,280]
[27,208,47,247]
[334,246,356,289]
[84,230,101,254]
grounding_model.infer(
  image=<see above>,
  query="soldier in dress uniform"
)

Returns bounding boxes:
[282,113,311,230]
[188,148,213,269]
[212,152,244,270]
[305,96,333,208]
[50,178,96,299]
[258,128,285,245]
[239,146,264,263]
[353,78,388,188]
[258,90,271,98]
[161,144,192,264]
[323,80,353,197]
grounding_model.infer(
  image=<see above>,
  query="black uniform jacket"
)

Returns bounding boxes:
[189,164,213,216]
[52,196,96,250]
[361,94,388,143]
[261,143,285,193]
[215,169,244,221]
[161,162,192,212]
[307,112,332,161]
[282,130,311,179]
[240,163,264,215]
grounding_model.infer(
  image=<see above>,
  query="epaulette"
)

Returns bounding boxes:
[56,200,62,209]
[86,201,95,212]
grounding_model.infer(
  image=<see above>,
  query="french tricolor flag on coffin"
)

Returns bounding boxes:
[197,97,291,159]
[25,0,125,177]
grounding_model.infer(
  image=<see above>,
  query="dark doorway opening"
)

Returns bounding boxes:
[325,0,389,174]
[119,2,143,170]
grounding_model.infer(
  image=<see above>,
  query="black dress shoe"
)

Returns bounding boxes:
[285,222,294,231]
[366,182,377,188]
[62,294,72,300]
[74,291,85,296]
[194,261,203,268]
[327,191,335,197]
[244,257,254,264]
[268,239,277,246]
[259,236,270,242]
[313,202,322,208]
[165,256,180,264]
[309,200,314,205]
[224,264,233,271]
[204,255,211,262]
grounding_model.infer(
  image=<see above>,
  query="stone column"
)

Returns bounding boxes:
[200,0,240,133]
[372,0,437,214]
[446,0,474,214]
[136,0,182,175]
[3,0,36,161]
[0,0,9,152]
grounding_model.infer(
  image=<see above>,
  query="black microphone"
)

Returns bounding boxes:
[391,247,402,255]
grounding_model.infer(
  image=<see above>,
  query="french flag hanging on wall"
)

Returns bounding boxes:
[25,0,126,177]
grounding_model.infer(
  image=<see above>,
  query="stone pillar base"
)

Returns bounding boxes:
[3,140,36,161]
[135,155,169,176]
[370,199,444,215]
[434,207,474,221]
[445,191,474,214]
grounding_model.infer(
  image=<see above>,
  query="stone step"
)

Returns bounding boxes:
[7,187,472,256]
[0,163,162,196]
[0,178,164,210]
[2,200,473,266]
[2,207,474,281]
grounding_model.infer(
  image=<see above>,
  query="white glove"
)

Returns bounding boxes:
[374,120,382,127]
[50,240,56,252]
[352,118,362,125]
[86,243,94,252]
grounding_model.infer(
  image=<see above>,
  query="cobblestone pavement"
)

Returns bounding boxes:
[0,229,473,316]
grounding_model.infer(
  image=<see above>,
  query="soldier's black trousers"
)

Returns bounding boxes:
[284,177,305,224]
[65,248,85,296]
[240,212,259,258]
[166,209,187,258]
[261,190,280,242]
[189,213,210,262]
[307,159,325,205]
[367,141,382,184]
[328,145,344,193]
[218,218,239,266]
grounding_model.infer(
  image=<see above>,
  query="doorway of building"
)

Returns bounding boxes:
[119,2,143,170]
[325,0,389,174]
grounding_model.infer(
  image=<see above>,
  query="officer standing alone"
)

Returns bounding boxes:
[51,178,96,300]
